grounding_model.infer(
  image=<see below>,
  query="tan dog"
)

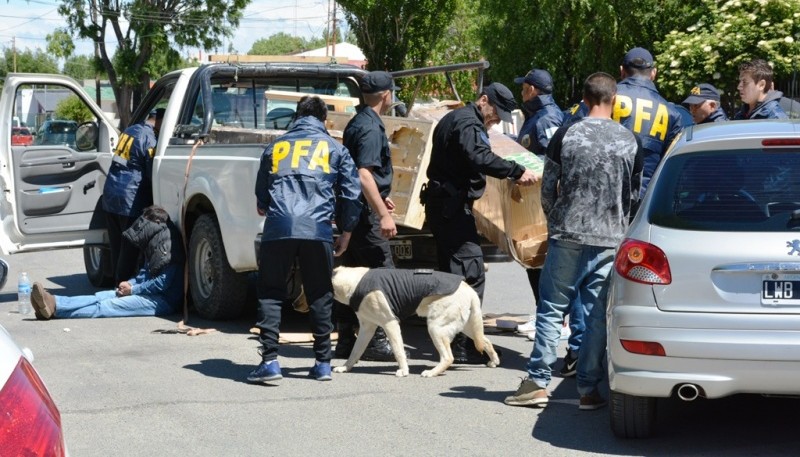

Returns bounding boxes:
[331,266,499,377]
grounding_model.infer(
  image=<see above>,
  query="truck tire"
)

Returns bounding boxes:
[83,246,114,288]
[610,390,656,439]
[189,214,247,319]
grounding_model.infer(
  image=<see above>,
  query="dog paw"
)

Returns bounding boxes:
[395,369,409,377]
[333,366,349,373]
[486,361,498,368]
[421,369,437,377]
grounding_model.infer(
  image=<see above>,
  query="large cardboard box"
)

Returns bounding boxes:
[326,111,434,230]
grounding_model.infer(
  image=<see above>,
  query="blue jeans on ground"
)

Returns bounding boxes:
[526,238,614,388]
[54,290,172,318]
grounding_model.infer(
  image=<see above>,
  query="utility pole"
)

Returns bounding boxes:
[331,2,337,58]
[92,0,101,105]
[12,36,17,73]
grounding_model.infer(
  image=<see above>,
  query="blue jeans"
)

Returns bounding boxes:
[526,238,614,388]
[54,290,173,318]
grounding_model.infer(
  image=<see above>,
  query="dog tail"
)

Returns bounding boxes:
[464,285,500,368]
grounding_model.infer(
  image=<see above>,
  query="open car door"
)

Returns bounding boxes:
[0,74,119,255]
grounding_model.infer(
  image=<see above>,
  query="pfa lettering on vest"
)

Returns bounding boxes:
[613,95,669,141]
[271,139,331,173]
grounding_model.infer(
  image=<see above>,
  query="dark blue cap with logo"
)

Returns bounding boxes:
[483,82,517,123]
[514,69,554,94]
[622,47,655,69]
[682,83,721,104]
[360,71,400,94]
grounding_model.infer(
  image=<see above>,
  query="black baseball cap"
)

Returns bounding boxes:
[514,69,554,94]
[682,83,721,104]
[360,71,400,94]
[483,82,516,123]
[622,47,655,69]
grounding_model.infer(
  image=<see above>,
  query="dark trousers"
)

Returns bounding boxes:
[105,211,140,285]
[336,210,395,327]
[424,198,485,301]
[256,239,334,362]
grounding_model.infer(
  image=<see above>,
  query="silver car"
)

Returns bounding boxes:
[608,119,800,438]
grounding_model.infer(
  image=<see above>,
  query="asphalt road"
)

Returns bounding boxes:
[2,249,799,456]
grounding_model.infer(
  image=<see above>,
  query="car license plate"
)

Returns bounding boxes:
[762,274,800,305]
[390,240,412,260]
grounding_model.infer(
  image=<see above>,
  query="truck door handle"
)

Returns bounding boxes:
[62,161,75,168]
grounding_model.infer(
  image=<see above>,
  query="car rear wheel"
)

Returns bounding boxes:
[83,246,114,288]
[189,214,247,320]
[610,390,656,439]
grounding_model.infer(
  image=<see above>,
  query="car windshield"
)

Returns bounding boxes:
[648,148,800,231]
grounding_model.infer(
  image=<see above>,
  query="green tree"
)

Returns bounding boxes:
[57,0,250,128]
[338,0,458,71]
[54,95,95,123]
[248,33,328,56]
[476,0,707,107]
[249,32,307,55]
[63,54,106,82]
[46,29,76,60]
[655,0,800,111]
[0,48,59,77]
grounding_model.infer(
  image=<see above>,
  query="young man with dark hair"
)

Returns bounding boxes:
[504,72,643,410]
[424,82,538,363]
[734,58,788,120]
[30,205,184,319]
[249,95,362,383]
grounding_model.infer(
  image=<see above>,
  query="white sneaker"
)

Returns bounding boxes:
[526,331,536,341]
[517,320,536,333]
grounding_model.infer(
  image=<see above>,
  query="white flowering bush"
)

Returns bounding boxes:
[655,0,800,108]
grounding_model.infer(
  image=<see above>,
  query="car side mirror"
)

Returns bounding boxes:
[75,121,99,151]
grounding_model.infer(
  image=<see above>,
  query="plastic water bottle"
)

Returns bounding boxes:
[17,272,32,315]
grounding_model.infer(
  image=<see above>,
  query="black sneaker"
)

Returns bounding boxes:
[559,349,578,377]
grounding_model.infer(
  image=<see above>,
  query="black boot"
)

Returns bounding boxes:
[452,333,493,364]
[361,327,399,362]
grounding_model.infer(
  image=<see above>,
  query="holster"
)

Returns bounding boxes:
[422,180,466,219]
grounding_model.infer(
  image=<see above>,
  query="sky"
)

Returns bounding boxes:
[0,0,337,61]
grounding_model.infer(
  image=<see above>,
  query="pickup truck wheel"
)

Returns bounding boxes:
[610,390,656,439]
[189,214,247,319]
[83,246,114,288]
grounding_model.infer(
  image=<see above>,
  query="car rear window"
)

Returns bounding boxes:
[648,149,800,231]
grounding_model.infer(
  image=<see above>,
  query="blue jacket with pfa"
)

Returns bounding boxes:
[102,122,157,217]
[255,116,362,242]
[517,95,564,156]
[614,76,685,195]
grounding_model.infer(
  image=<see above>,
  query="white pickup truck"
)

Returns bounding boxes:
[3,62,508,320]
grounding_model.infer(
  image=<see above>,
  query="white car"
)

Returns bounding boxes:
[608,119,800,438]
[0,323,68,455]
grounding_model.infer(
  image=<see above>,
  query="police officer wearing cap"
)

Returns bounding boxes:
[615,47,685,196]
[334,71,401,362]
[423,82,538,363]
[514,69,564,156]
[683,83,728,124]
[102,107,165,285]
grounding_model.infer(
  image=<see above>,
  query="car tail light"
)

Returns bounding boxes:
[615,239,671,285]
[762,138,800,147]
[0,357,66,457]
[620,339,666,356]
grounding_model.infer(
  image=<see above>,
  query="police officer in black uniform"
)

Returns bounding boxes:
[423,82,538,363]
[334,71,401,361]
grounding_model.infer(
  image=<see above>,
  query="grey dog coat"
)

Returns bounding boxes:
[349,268,465,318]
